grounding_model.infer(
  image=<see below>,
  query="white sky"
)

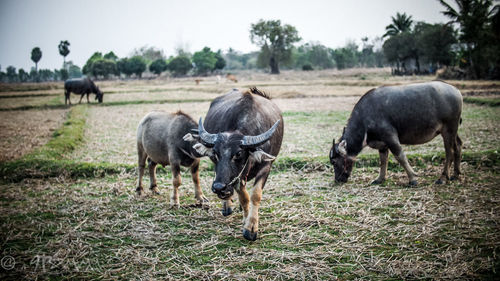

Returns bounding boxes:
[0,0,451,71]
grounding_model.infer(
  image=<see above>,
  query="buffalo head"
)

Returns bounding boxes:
[96,87,103,103]
[329,138,355,183]
[192,118,280,200]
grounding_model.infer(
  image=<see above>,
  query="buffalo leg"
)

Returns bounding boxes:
[190,159,208,206]
[451,135,462,180]
[65,90,72,105]
[437,128,456,184]
[234,183,249,218]
[372,148,389,185]
[78,94,84,104]
[170,164,181,208]
[222,197,234,216]
[243,165,270,241]
[87,93,90,103]
[387,137,418,185]
[136,145,147,195]
[148,159,160,194]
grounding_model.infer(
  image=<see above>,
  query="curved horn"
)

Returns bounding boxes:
[198,118,218,146]
[241,120,280,148]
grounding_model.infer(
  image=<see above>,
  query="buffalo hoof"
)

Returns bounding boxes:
[371,179,385,185]
[450,175,459,181]
[196,196,209,206]
[435,179,444,185]
[243,229,258,241]
[136,187,144,196]
[150,186,160,195]
[408,180,418,186]
[222,207,233,217]
[169,202,180,209]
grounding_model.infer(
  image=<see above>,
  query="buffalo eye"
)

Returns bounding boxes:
[233,150,244,161]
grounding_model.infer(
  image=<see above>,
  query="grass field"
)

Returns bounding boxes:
[0,69,499,280]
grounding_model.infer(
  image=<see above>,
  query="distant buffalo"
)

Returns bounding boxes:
[64,77,103,105]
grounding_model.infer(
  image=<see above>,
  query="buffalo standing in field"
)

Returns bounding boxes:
[136,111,208,207]
[330,81,463,186]
[185,88,283,241]
[64,77,103,105]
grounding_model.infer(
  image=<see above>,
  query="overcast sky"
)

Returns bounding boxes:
[0,0,451,71]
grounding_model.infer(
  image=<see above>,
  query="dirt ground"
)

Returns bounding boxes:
[0,109,68,161]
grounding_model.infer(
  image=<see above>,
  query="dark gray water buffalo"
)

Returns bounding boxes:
[136,111,208,207]
[64,77,103,105]
[186,88,283,241]
[329,81,463,186]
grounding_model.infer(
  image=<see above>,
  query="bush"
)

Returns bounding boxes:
[149,59,168,76]
[167,56,192,76]
[302,64,313,71]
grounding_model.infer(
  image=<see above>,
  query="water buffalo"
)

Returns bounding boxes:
[64,77,103,105]
[186,88,283,241]
[136,111,208,207]
[329,81,463,186]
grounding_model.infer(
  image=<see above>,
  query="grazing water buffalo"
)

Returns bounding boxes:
[136,111,208,207]
[329,81,463,186]
[64,77,103,105]
[186,88,283,241]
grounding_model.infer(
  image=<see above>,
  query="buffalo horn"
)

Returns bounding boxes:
[198,118,218,146]
[241,120,280,148]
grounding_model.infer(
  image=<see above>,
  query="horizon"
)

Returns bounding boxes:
[0,0,451,71]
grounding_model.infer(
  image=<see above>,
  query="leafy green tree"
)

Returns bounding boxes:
[214,50,226,71]
[414,22,457,68]
[383,12,413,38]
[31,47,42,72]
[130,46,165,65]
[38,69,55,81]
[439,0,499,78]
[149,59,168,76]
[6,66,17,82]
[90,59,117,79]
[18,68,29,82]
[66,61,83,78]
[117,58,133,77]
[167,55,193,76]
[128,56,147,78]
[103,51,119,61]
[331,41,360,70]
[82,52,103,75]
[192,47,217,75]
[250,19,301,74]
[308,43,334,69]
[383,32,416,73]
[58,40,70,67]
[60,68,69,81]
[223,48,257,70]
[293,42,334,70]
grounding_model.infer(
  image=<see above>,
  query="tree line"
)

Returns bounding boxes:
[1,0,498,82]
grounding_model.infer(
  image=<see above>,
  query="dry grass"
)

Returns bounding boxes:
[0,109,68,162]
[1,69,499,280]
[0,163,498,279]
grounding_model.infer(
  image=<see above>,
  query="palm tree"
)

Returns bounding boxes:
[383,12,413,38]
[58,40,70,68]
[31,47,42,72]
[438,0,497,78]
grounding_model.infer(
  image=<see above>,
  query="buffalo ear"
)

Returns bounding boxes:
[250,149,275,163]
[338,140,347,156]
[183,133,199,142]
[193,143,213,157]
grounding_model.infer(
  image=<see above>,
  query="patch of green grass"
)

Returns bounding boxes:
[98,98,212,107]
[27,105,87,160]
[464,96,500,107]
